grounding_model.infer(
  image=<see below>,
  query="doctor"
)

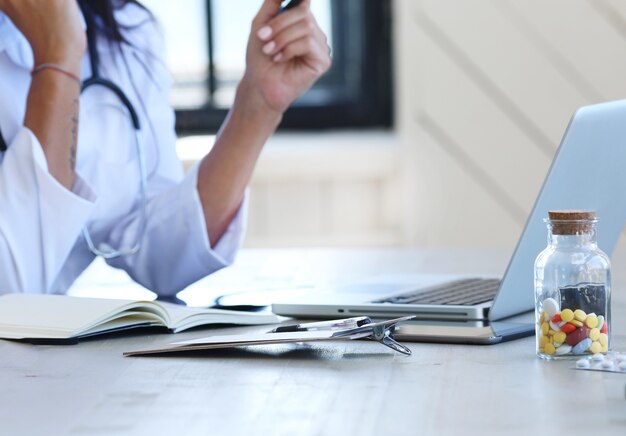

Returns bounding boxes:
[0,0,331,296]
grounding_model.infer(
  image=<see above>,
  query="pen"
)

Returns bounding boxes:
[270,316,372,333]
[280,0,304,12]
[0,129,7,152]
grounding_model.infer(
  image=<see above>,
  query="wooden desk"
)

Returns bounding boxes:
[1,248,625,435]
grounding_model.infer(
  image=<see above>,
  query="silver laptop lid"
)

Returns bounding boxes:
[490,99,626,320]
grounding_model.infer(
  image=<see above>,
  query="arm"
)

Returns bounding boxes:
[0,0,86,189]
[0,1,98,293]
[197,0,331,245]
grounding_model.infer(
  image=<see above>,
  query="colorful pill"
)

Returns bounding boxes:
[574,309,587,322]
[539,335,549,347]
[544,343,556,355]
[572,338,593,355]
[599,333,608,347]
[600,322,608,334]
[549,321,559,331]
[570,319,583,328]
[566,326,589,346]
[542,298,559,317]
[588,328,600,341]
[585,314,598,329]
[597,315,605,331]
[560,309,574,322]
[561,323,576,334]
[551,313,562,323]
[555,344,572,355]
[541,322,549,335]
[553,331,566,344]
[589,341,602,355]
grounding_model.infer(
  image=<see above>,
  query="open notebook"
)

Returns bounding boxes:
[0,294,280,342]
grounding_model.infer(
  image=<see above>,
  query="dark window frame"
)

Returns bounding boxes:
[175,0,393,135]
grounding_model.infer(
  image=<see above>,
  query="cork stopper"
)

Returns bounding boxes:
[548,210,596,235]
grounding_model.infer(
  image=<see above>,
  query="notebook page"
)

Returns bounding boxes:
[0,294,165,339]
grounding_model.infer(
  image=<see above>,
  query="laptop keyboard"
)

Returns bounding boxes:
[371,278,501,306]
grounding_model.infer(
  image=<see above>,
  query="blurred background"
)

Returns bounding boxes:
[143,0,626,250]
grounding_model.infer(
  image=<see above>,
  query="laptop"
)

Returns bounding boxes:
[271,99,626,339]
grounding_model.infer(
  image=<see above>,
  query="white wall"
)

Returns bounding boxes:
[180,0,626,249]
[396,0,626,248]
[178,131,404,247]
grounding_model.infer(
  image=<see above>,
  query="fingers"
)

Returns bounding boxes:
[259,19,315,58]
[255,0,309,40]
[254,0,312,24]
[252,0,283,28]
[275,35,331,73]
[255,3,331,69]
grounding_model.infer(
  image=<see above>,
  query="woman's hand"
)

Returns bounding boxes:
[197,0,330,245]
[0,0,85,71]
[241,0,332,115]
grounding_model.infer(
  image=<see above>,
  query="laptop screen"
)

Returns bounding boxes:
[491,99,626,320]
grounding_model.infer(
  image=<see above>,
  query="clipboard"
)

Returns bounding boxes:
[124,316,415,357]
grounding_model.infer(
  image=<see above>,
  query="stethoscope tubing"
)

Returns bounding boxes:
[80,14,148,259]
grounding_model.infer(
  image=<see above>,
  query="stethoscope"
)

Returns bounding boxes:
[0,14,148,259]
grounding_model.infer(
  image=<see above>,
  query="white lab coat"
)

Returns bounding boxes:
[0,5,247,296]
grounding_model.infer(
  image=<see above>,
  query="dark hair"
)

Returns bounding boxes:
[77,0,150,44]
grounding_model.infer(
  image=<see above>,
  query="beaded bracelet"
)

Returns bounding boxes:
[31,63,81,85]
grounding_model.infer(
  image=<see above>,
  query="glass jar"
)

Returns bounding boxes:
[534,210,611,360]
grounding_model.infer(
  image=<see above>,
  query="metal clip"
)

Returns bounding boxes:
[370,316,414,355]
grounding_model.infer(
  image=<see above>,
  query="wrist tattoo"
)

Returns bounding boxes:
[69,98,79,170]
